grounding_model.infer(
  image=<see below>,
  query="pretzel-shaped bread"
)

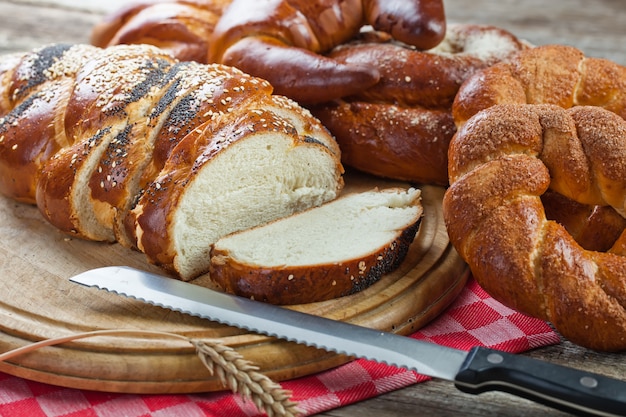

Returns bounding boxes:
[312,24,528,184]
[91,0,230,63]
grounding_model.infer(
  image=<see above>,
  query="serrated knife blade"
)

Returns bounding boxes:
[70,266,626,416]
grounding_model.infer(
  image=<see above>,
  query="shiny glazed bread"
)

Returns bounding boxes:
[92,0,447,104]
[0,43,344,281]
[311,24,529,184]
[91,0,231,63]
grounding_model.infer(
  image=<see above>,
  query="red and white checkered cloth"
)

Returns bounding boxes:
[0,277,560,417]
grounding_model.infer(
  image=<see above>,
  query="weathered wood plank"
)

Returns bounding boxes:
[0,1,99,54]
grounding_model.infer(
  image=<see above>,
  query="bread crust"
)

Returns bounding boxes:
[313,101,455,184]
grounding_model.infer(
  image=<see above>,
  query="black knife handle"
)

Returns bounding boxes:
[454,346,626,416]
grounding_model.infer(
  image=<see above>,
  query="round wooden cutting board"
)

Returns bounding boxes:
[0,173,469,394]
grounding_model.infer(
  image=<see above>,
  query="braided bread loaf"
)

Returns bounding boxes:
[311,24,529,185]
[450,44,626,350]
[443,103,626,351]
[0,43,343,281]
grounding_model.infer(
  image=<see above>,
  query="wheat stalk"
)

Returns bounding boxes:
[192,340,303,417]
[0,329,302,417]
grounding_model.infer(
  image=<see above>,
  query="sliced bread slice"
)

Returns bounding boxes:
[209,187,423,305]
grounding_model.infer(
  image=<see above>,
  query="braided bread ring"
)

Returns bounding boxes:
[452,44,626,128]
[443,103,626,351]
[451,43,626,305]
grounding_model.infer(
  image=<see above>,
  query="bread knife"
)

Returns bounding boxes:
[70,266,626,416]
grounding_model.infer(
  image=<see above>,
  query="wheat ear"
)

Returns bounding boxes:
[191,339,303,417]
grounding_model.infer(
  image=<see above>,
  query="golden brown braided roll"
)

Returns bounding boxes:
[452,44,626,127]
[443,103,626,351]
[451,42,626,279]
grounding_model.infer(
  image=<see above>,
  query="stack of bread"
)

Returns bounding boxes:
[3,0,626,350]
[91,0,530,185]
[1,0,443,306]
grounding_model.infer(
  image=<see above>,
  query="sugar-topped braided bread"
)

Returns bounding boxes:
[452,44,626,127]
[447,44,626,350]
[0,43,343,281]
[443,103,626,351]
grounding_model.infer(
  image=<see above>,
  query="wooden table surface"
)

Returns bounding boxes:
[0,0,624,416]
